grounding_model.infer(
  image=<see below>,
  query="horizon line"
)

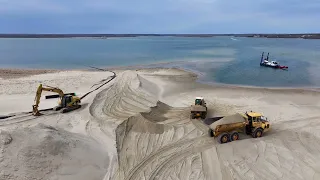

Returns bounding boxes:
[0,33,320,35]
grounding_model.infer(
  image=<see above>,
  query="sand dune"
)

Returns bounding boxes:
[1,68,320,180]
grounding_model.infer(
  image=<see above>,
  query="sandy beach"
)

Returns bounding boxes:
[1,67,320,180]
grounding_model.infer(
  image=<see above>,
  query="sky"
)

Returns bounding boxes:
[0,0,319,34]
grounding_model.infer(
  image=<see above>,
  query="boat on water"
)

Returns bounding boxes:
[260,52,288,70]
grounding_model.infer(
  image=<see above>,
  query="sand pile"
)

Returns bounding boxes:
[114,103,208,180]
[0,124,109,180]
[87,70,159,144]
[101,71,157,121]
[111,70,213,180]
[141,101,172,122]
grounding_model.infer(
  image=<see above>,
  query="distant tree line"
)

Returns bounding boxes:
[0,33,319,39]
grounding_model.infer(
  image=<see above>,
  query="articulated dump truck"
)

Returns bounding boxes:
[208,111,271,144]
[190,97,207,119]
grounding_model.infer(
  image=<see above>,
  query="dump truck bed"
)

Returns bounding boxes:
[190,105,207,112]
[209,113,246,130]
[203,116,224,125]
[208,113,248,137]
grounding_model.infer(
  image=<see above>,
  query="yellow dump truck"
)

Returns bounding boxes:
[208,111,270,144]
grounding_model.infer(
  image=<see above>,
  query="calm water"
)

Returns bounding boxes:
[1,36,320,87]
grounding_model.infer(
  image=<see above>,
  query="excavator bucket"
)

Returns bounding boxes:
[32,105,42,116]
[33,112,42,116]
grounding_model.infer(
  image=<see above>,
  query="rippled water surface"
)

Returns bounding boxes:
[1,36,320,87]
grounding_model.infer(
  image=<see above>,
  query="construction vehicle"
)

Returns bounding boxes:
[190,97,207,119]
[208,111,270,144]
[32,84,81,116]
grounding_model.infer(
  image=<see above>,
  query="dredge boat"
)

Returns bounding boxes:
[260,52,288,70]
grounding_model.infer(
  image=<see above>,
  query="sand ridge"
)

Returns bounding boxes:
[1,68,320,179]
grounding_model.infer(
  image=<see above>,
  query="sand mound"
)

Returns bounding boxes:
[0,130,12,146]
[141,101,172,122]
[137,69,204,102]
[0,123,109,180]
[137,74,162,98]
[114,99,207,180]
[101,71,157,121]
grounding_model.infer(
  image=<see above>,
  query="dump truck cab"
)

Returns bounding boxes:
[244,111,270,138]
[195,97,205,105]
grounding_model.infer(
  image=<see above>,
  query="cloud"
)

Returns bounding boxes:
[0,0,319,33]
[0,0,69,14]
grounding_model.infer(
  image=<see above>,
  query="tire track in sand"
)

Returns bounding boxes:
[123,135,214,180]
[148,141,213,180]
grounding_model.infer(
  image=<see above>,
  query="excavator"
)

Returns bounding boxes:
[32,84,81,116]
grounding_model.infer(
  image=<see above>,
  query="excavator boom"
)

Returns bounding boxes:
[32,84,44,116]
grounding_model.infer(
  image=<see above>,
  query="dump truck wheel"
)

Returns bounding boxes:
[218,133,230,144]
[252,128,263,138]
[208,129,214,137]
[230,131,240,141]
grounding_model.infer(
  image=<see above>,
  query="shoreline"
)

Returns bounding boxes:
[0,68,95,79]
[1,66,320,92]
[1,33,320,39]
[197,79,320,92]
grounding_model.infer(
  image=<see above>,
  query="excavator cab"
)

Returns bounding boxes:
[55,95,81,113]
[61,95,73,107]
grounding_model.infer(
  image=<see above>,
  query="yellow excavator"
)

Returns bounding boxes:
[32,84,81,116]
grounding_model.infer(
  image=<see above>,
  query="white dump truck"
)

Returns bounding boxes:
[190,97,207,119]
